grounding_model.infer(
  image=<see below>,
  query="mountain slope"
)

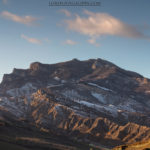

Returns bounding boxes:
[113,139,150,150]
[0,58,150,149]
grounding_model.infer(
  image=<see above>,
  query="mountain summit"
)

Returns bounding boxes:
[0,58,150,150]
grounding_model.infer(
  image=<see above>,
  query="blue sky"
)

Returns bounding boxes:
[0,0,150,81]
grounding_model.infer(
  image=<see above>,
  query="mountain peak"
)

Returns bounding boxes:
[0,58,150,149]
[0,58,145,93]
[30,62,50,71]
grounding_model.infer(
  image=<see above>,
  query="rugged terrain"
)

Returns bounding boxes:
[0,58,150,149]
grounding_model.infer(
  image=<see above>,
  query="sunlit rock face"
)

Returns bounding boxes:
[0,58,150,148]
[113,139,150,150]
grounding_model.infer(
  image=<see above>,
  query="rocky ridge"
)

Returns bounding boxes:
[0,58,150,149]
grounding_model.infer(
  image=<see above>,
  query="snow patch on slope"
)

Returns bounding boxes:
[0,97,27,117]
[62,90,84,101]
[75,100,118,117]
[91,92,106,104]
[54,76,60,81]
[47,84,63,88]
[6,83,36,98]
[88,83,113,92]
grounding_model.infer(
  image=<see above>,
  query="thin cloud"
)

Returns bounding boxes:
[64,39,77,45]
[1,11,38,26]
[2,0,8,4]
[60,9,71,17]
[21,34,42,44]
[43,38,51,43]
[64,10,150,40]
[88,38,100,47]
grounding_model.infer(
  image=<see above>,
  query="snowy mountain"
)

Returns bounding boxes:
[0,58,150,149]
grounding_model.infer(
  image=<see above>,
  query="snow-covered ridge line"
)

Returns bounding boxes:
[88,83,113,92]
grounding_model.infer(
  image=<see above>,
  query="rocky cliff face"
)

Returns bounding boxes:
[0,58,150,149]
